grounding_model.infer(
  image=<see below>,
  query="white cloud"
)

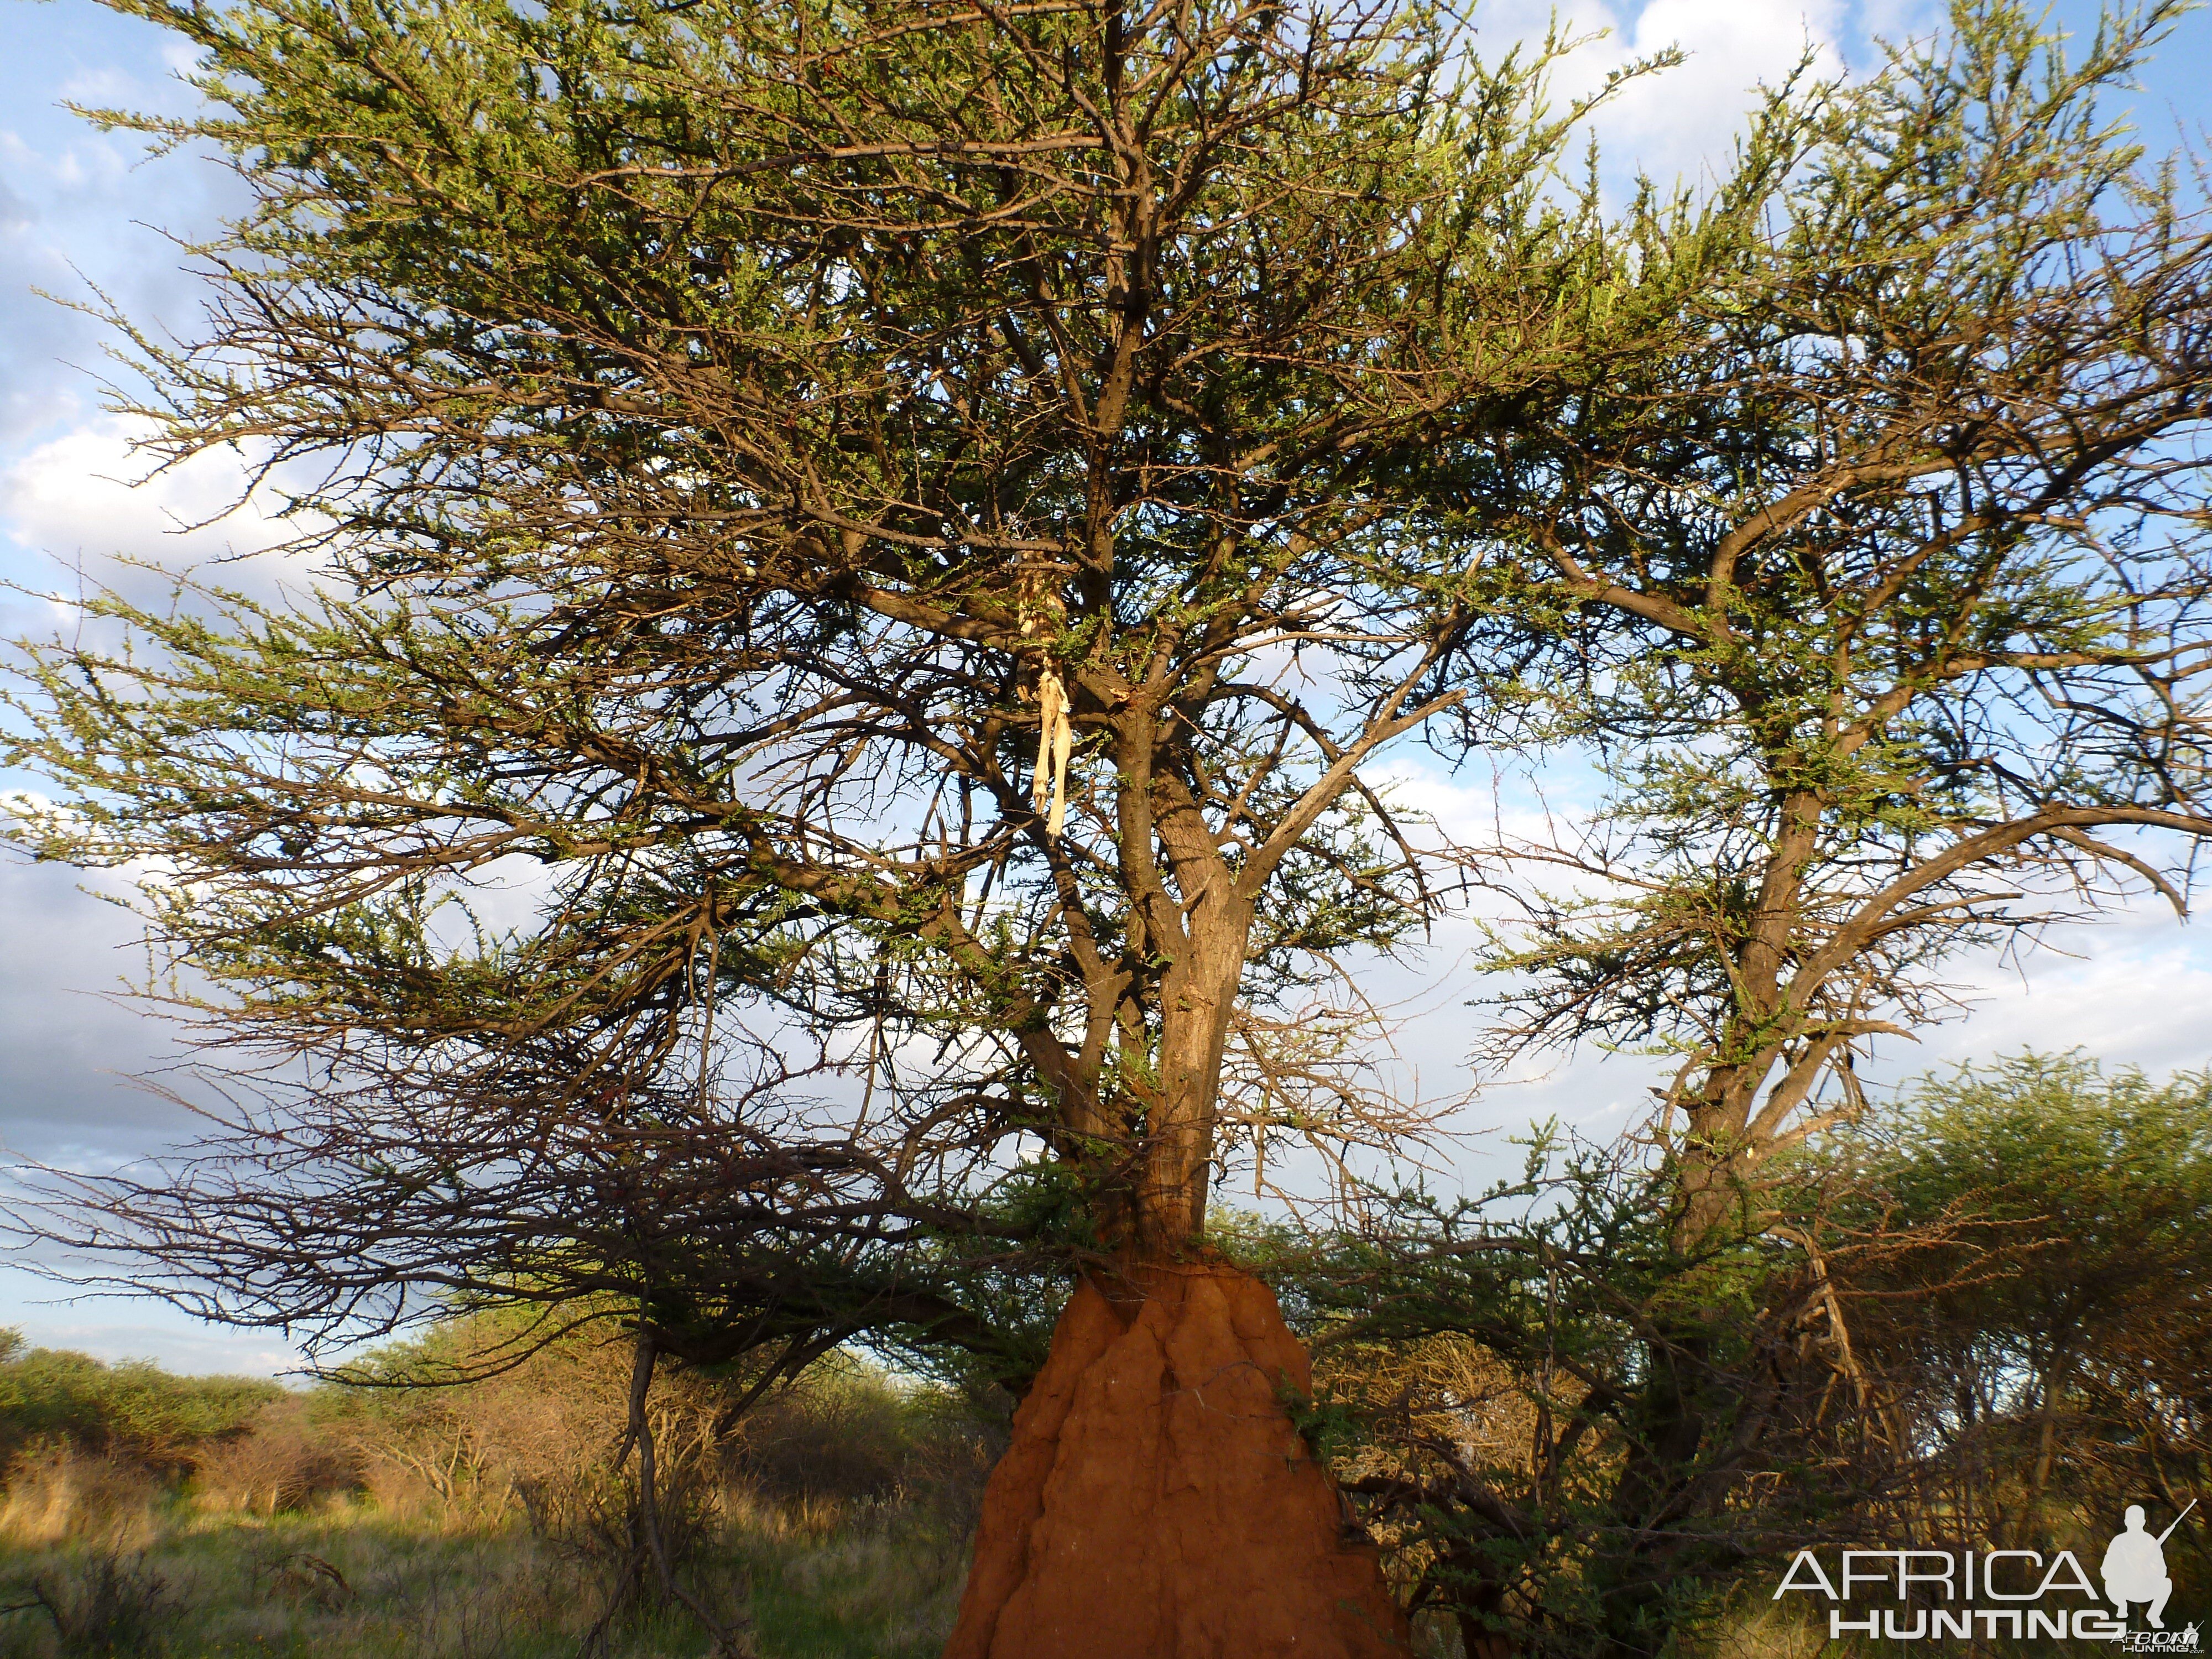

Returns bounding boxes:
[55,66,157,110]
[3,417,298,567]
[1901,905,2212,1079]
[0,416,334,624]
[0,123,134,198]
[1466,0,1950,202]
[1471,0,1834,190]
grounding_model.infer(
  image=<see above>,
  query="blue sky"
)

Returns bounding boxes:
[2,0,2210,1374]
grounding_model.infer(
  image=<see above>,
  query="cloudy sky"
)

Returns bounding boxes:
[2,0,2209,1375]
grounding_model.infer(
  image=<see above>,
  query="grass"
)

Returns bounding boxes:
[733,1497,970,1659]
[0,1473,974,1658]
[0,1326,994,1659]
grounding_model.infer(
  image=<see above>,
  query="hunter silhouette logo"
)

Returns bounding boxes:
[2104,1502,2189,1629]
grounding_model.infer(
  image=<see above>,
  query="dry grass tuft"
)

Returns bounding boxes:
[191,1398,363,1516]
[0,1448,161,1554]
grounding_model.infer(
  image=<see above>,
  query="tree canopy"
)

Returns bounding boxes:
[1474,0,2212,1236]
[2,0,1734,1366]
[1282,6,2212,1650]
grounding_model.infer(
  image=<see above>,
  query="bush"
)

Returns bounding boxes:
[0,1447,160,1552]
[0,1333,278,1479]
[0,1315,1001,1659]
[190,1397,363,1515]
[0,1549,173,1658]
[731,1358,1003,1528]
[1826,1051,2212,1551]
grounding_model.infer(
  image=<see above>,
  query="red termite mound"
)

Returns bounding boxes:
[945,1262,1411,1659]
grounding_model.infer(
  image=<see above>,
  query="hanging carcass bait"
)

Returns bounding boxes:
[1032,661,1072,837]
[1018,564,1073,838]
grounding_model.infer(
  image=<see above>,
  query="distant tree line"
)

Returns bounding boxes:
[0,1333,278,1480]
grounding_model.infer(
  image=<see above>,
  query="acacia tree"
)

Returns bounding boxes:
[1831,1052,2212,1554]
[1496,0,2212,1223]
[2,0,1738,1647]
[1368,3,2212,1652]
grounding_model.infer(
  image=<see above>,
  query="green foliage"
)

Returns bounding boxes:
[0,1335,279,1477]
[1824,1051,2212,1546]
[1470,0,2212,1208]
[1840,1049,2212,1334]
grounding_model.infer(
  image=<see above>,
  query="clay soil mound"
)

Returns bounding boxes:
[945,1264,1410,1658]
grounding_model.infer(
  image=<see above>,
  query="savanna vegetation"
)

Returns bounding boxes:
[4,0,2211,1652]
[0,1318,1004,1658]
[1,1050,2204,1656]
[1295,1051,2212,1656]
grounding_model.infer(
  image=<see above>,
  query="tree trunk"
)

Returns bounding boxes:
[2023,1348,2069,1542]
[1458,1618,1519,1659]
[1454,1583,1521,1659]
[1587,1150,1731,1659]
[1122,874,1250,1258]
[1588,1328,1713,1659]
[944,1265,1412,1658]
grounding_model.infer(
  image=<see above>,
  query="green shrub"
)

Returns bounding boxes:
[0,1333,279,1478]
